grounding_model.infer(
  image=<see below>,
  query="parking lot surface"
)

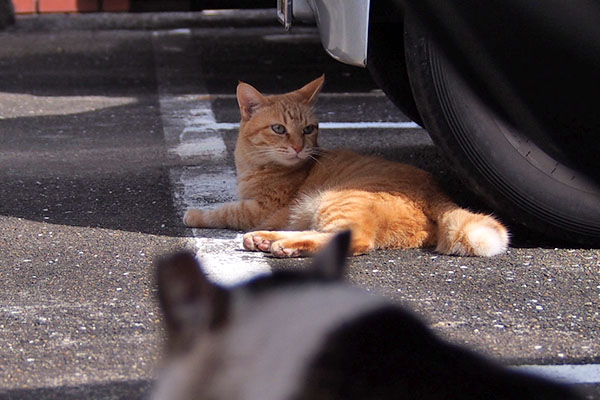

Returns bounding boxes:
[0,10,599,399]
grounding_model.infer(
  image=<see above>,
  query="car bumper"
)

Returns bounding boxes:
[278,0,370,67]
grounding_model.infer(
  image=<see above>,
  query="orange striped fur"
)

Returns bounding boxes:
[184,76,509,257]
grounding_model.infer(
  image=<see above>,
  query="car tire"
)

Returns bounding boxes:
[367,21,423,126]
[0,0,15,29]
[403,18,600,245]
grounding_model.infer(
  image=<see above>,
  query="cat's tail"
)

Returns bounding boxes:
[429,199,509,257]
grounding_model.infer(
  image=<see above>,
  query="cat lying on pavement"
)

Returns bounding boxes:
[152,232,580,400]
[184,76,509,257]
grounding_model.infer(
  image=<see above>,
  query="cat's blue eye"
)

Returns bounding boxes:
[303,125,317,135]
[271,124,287,134]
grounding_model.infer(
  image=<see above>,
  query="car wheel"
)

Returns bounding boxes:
[367,21,422,126]
[403,17,600,245]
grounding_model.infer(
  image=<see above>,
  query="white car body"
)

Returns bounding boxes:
[278,0,371,67]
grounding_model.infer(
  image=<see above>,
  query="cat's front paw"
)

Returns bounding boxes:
[270,241,304,258]
[183,209,205,228]
[243,231,274,252]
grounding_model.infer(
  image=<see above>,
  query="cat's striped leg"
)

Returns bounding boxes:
[183,200,263,230]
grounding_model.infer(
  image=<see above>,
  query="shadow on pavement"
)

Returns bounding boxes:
[0,379,152,400]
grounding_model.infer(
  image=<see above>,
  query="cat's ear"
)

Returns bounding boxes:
[156,251,229,354]
[310,230,351,281]
[295,74,325,106]
[237,82,269,121]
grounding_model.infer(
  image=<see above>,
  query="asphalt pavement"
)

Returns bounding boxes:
[0,10,599,399]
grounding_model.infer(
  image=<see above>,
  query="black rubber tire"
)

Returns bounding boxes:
[403,18,600,245]
[0,0,15,29]
[367,22,423,126]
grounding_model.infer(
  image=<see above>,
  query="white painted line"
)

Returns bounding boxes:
[169,166,237,210]
[511,363,600,385]
[182,123,240,132]
[173,121,421,131]
[191,92,390,99]
[171,137,227,160]
[191,234,273,287]
[320,121,420,129]
[166,28,192,36]
[153,31,271,286]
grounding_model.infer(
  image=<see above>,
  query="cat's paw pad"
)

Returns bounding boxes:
[270,241,303,258]
[183,209,204,227]
[242,233,256,250]
[243,232,273,252]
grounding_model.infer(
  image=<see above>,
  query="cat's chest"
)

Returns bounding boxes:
[237,170,306,205]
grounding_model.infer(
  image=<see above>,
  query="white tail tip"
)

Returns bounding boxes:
[465,224,509,257]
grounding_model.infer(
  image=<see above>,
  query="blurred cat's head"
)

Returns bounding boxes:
[235,75,324,167]
[153,231,581,400]
[153,231,356,400]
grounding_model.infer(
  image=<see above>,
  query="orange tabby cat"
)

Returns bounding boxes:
[184,75,509,257]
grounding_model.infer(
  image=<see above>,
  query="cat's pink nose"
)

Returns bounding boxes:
[292,144,303,154]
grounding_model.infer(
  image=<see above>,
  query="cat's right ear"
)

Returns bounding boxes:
[309,230,351,281]
[237,82,268,121]
[295,74,325,106]
[156,251,229,354]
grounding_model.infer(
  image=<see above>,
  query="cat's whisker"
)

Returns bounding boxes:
[310,147,329,155]
[310,149,334,162]
[245,148,273,155]
[307,154,324,167]
[245,148,277,160]
[312,152,333,161]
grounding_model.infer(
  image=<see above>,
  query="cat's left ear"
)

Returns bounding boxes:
[309,230,351,281]
[295,74,325,106]
[156,251,229,354]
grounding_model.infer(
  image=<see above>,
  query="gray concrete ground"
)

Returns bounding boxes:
[0,10,599,399]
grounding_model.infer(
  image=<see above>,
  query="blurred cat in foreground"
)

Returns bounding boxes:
[153,232,580,400]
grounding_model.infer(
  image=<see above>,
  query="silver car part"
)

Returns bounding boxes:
[278,0,371,67]
[277,0,293,30]
[291,0,316,22]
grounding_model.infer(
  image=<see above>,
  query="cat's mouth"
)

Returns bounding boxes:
[279,152,310,166]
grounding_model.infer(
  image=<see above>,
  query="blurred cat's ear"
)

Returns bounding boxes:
[237,82,268,121]
[156,251,229,354]
[310,230,351,281]
[295,74,325,106]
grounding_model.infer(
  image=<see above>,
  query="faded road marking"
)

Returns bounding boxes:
[153,30,271,286]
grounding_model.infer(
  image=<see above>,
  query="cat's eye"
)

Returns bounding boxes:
[271,124,287,134]
[303,125,317,135]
